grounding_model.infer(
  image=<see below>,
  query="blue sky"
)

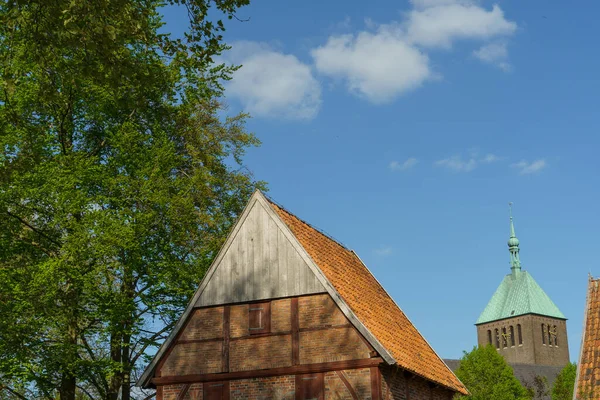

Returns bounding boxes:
[163,0,600,361]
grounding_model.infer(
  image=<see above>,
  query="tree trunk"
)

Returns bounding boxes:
[108,332,122,400]
[122,333,131,400]
[59,319,78,400]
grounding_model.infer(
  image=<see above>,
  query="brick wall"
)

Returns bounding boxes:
[160,341,223,376]
[300,327,371,364]
[299,294,348,328]
[230,335,293,371]
[324,368,372,399]
[230,375,295,400]
[380,366,454,400]
[180,308,223,341]
[272,298,292,333]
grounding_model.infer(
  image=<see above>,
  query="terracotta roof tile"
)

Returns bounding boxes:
[268,200,468,395]
[576,277,600,399]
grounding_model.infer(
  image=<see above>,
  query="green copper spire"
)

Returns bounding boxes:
[476,204,566,325]
[508,202,521,274]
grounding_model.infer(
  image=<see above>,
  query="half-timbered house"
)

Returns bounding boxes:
[138,190,468,399]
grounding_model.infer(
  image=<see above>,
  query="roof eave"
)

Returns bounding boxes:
[475,312,568,326]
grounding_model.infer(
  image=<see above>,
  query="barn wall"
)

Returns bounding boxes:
[380,365,455,400]
[157,294,372,378]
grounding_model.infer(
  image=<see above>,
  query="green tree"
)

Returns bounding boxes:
[552,363,576,400]
[523,375,549,399]
[0,1,263,399]
[453,345,531,400]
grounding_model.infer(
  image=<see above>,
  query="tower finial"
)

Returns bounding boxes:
[508,202,521,274]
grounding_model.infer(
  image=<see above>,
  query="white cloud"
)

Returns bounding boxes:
[390,157,419,171]
[481,153,501,163]
[374,246,393,256]
[405,3,517,49]
[435,152,500,172]
[224,41,321,120]
[435,155,478,172]
[311,0,516,103]
[511,159,547,175]
[474,42,511,71]
[311,28,431,103]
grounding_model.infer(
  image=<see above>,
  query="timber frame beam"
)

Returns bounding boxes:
[151,357,384,386]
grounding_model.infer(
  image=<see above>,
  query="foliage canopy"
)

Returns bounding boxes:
[453,345,531,400]
[0,1,263,399]
[552,362,576,400]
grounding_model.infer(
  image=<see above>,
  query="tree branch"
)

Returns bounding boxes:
[0,385,30,400]
[5,211,61,247]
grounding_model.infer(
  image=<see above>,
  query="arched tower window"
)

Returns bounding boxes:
[495,329,500,349]
[502,327,508,348]
[548,324,552,346]
[487,330,492,345]
[510,326,515,346]
[542,324,546,344]
[554,325,558,346]
[517,324,522,345]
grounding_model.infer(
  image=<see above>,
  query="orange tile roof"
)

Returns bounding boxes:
[576,277,600,399]
[268,200,469,395]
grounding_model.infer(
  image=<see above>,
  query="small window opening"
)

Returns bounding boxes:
[548,324,552,346]
[502,327,508,348]
[542,324,546,345]
[510,326,515,346]
[487,330,492,345]
[495,329,500,349]
[517,324,523,345]
[249,301,271,334]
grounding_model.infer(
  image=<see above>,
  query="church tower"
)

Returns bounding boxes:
[475,206,569,367]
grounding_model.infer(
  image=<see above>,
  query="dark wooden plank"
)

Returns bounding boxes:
[336,371,359,400]
[292,297,299,365]
[223,305,230,372]
[298,324,352,333]
[155,386,163,400]
[230,331,290,341]
[371,367,381,400]
[223,381,230,400]
[152,357,384,386]
[204,381,225,400]
[296,373,324,400]
[176,338,223,345]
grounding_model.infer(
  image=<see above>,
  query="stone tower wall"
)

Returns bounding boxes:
[476,314,569,367]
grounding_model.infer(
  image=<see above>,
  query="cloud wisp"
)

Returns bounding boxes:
[389,157,419,171]
[511,159,547,175]
[374,246,393,256]
[434,152,501,172]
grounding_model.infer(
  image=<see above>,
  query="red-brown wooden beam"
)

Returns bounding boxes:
[223,305,230,372]
[151,357,384,386]
[291,297,300,365]
[371,366,382,400]
[336,371,359,400]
